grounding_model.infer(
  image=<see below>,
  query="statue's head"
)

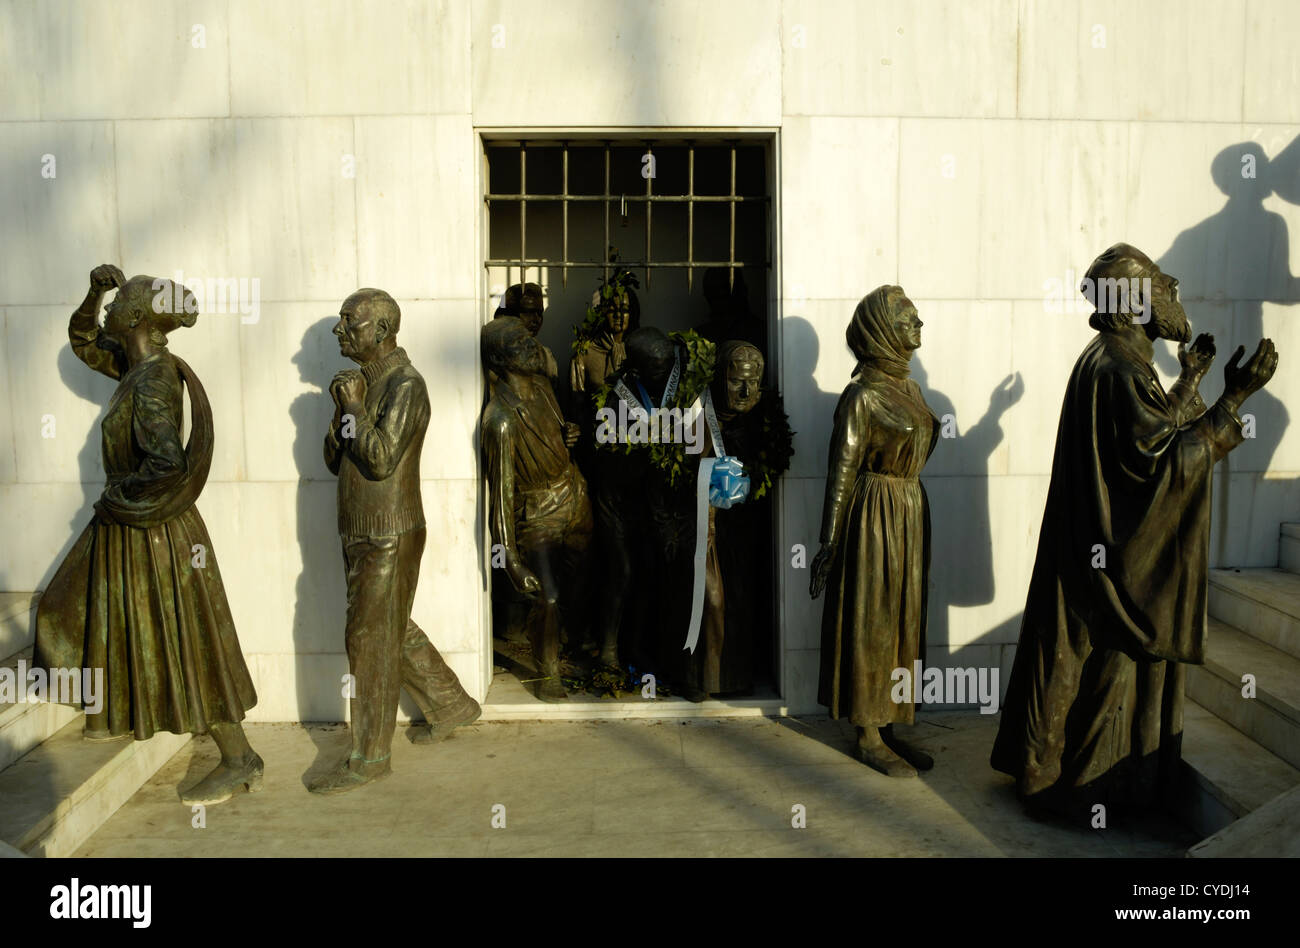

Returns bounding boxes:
[482,316,545,378]
[335,288,400,364]
[1081,243,1189,343]
[598,286,638,335]
[715,340,764,415]
[846,286,920,379]
[500,282,545,336]
[625,327,675,390]
[98,275,197,355]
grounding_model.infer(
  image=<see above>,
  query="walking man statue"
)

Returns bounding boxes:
[313,288,481,794]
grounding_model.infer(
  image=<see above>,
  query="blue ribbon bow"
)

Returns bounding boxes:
[709,456,750,508]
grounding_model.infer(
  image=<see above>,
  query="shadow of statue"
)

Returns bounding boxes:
[289,317,351,782]
[39,344,117,592]
[779,315,840,480]
[913,359,1024,655]
[1156,138,1300,564]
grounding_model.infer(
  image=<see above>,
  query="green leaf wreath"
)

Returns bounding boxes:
[594,330,717,489]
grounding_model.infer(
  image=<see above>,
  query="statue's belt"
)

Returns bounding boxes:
[514,467,585,520]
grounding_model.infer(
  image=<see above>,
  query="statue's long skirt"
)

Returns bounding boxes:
[818,471,930,727]
[33,505,257,739]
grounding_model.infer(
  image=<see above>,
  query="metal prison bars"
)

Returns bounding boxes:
[484,140,769,292]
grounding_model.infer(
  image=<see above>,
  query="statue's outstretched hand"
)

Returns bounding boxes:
[809,544,834,599]
[1222,339,1278,409]
[1179,333,1216,378]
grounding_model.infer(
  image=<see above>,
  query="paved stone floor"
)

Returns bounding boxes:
[75,711,1197,857]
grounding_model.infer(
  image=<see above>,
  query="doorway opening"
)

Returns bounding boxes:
[480,132,783,715]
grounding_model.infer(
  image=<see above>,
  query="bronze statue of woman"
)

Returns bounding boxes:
[810,286,939,777]
[33,264,262,805]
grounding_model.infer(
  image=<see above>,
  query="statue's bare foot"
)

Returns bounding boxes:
[598,645,619,669]
[856,729,917,778]
[412,697,482,745]
[307,755,391,795]
[180,753,264,806]
[882,726,934,771]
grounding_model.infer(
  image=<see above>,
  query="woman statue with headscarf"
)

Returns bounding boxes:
[809,286,939,777]
[33,264,262,805]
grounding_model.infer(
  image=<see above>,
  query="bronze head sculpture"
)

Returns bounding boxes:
[714,339,764,417]
[500,282,546,335]
[495,282,560,388]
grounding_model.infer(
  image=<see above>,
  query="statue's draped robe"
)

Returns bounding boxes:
[34,311,256,739]
[818,368,939,725]
[991,330,1243,812]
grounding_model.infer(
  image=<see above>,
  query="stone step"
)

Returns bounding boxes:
[0,647,82,773]
[1189,783,1300,857]
[0,718,189,857]
[1176,700,1300,841]
[1281,523,1300,575]
[1186,619,1300,769]
[0,593,38,663]
[1208,568,1300,659]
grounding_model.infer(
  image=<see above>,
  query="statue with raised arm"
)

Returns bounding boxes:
[315,288,480,794]
[34,264,263,806]
[991,243,1279,820]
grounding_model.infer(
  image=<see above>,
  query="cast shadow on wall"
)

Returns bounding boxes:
[37,346,116,591]
[290,316,350,779]
[1154,137,1300,563]
[912,359,1025,658]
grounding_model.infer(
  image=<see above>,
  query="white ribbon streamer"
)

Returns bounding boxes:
[701,388,725,458]
[611,378,648,424]
[683,456,716,654]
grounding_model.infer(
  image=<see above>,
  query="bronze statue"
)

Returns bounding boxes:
[495,282,559,387]
[490,284,574,649]
[591,327,715,676]
[684,340,792,698]
[315,288,480,794]
[569,284,637,416]
[810,287,939,777]
[991,243,1279,819]
[33,264,262,806]
[482,317,594,701]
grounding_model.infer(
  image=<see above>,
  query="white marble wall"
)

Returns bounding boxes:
[0,0,485,723]
[1,0,1297,719]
